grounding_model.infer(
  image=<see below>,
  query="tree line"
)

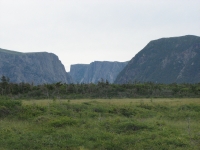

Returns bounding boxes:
[0,75,200,99]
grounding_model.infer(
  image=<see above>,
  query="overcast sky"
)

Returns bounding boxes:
[0,0,200,71]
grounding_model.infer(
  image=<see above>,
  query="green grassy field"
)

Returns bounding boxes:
[0,98,200,149]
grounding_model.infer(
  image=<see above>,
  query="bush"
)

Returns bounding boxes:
[17,105,47,120]
[0,100,22,108]
[119,108,135,117]
[49,117,78,127]
[179,104,200,112]
[0,106,10,117]
[115,120,152,133]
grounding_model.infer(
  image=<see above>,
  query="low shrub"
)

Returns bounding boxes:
[179,104,200,112]
[0,106,10,117]
[115,120,153,133]
[17,105,47,120]
[49,116,78,127]
[0,100,22,108]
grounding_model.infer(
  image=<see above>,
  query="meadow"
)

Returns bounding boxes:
[0,98,200,149]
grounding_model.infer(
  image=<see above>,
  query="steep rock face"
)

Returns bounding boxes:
[70,61,128,83]
[115,35,200,84]
[66,72,73,84]
[69,64,88,83]
[0,48,72,84]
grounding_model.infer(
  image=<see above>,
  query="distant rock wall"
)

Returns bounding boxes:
[115,35,200,84]
[0,48,72,84]
[69,64,88,83]
[70,61,128,83]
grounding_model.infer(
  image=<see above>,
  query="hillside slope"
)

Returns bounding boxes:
[115,35,200,84]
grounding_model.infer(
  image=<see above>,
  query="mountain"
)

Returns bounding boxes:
[70,61,128,83]
[0,48,73,84]
[115,35,200,84]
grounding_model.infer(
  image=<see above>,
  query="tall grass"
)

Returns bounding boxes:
[0,98,200,149]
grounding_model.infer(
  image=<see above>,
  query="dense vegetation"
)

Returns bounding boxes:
[0,97,200,149]
[0,76,200,99]
[1,75,200,149]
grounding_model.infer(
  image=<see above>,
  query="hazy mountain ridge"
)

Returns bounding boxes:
[1,35,199,85]
[0,48,72,84]
[70,61,128,83]
[115,35,200,84]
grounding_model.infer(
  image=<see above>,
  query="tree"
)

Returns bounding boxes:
[0,75,10,95]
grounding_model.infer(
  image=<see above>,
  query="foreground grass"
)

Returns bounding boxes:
[0,98,200,149]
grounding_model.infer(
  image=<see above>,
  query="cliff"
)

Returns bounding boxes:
[0,48,72,84]
[70,61,128,83]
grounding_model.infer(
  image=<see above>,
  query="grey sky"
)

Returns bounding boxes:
[0,0,200,71]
